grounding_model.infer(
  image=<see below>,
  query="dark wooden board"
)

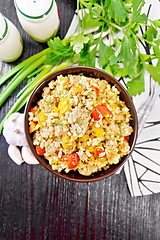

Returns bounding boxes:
[0,1,160,239]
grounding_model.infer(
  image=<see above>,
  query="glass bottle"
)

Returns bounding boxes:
[14,0,60,43]
[0,13,23,62]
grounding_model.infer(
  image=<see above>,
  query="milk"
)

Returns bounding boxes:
[14,0,60,42]
[0,13,23,62]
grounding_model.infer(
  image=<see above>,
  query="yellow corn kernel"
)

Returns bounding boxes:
[53,106,59,113]
[58,97,69,114]
[92,125,104,138]
[79,135,90,141]
[87,146,94,153]
[72,86,83,93]
[37,111,47,128]
[51,156,58,164]
[110,103,119,110]
[71,136,77,141]
[61,135,72,149]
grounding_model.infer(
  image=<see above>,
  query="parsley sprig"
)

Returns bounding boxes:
[45,0,160,97]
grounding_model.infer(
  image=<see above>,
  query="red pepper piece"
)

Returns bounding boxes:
[29,107,36,115]
[90,85,99,95]
[101,104,112,115]
[60,154,70,161]
[124,136,130,142]
[91,108,101,121]
[94,148,106,158]
[60,153,79,169]
[35,145,46,155]
[67,153,79,169]
[54,97,58,107]
[91,104,112,121]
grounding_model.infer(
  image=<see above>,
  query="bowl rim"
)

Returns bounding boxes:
[24,66,138,182]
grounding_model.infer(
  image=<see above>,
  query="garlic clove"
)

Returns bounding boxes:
[21,146,39,165]
[8,145,24,165]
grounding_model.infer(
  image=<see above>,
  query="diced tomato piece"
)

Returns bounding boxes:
[35,145,46,155]
[124,136,130,142]
[94,148,106,158]
[90,85,99,95]
[67,153,79,169]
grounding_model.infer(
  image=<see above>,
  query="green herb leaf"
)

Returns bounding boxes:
[151,19,160,28]
[153,35,160,45]
[107,0,127,23]
[70,33,90,54]
[145,64,160,84]
[131,0,147,24]
[45,37,74,65]
[143,25,158,43]
[120,35,137,78]
[98,38,114,69]
[80,12,103,29]
[127,68,145,96]
[80,45,97,67]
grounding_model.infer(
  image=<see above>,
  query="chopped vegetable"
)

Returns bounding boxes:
[91,104,112,121]
[29,107,36,115]
[58,97,69,114]
[37,111,47,128]
[60,154,70,161]
[91,107,101,121]
[92,125,104,138]
[72,86,83,93]
[79,134,90,141]
[54,97,58,107]
[101,104,112,115]
[35,145,46,155]
[53,106,59,113]
[60,152,79,169]
[67,153,79,169]
[29,121,37,134]
[88,154,95,162]
[94,148,106,158]
[61,135,72,149]
[124,135,130,142]
[89,85,99,95]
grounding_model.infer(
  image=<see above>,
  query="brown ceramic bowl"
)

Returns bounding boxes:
[24,66,138,182]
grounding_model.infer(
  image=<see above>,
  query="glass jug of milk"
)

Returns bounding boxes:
[0,13,23,62]
[14,0,60,43]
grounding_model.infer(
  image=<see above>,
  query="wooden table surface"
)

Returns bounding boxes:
[0,1,160,239]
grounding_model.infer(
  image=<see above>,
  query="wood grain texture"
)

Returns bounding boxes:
[0,1,160,239]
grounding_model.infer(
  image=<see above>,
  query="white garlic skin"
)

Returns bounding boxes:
[3,112,28,146]
[21,146,39,165]
[8,145,24,165]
